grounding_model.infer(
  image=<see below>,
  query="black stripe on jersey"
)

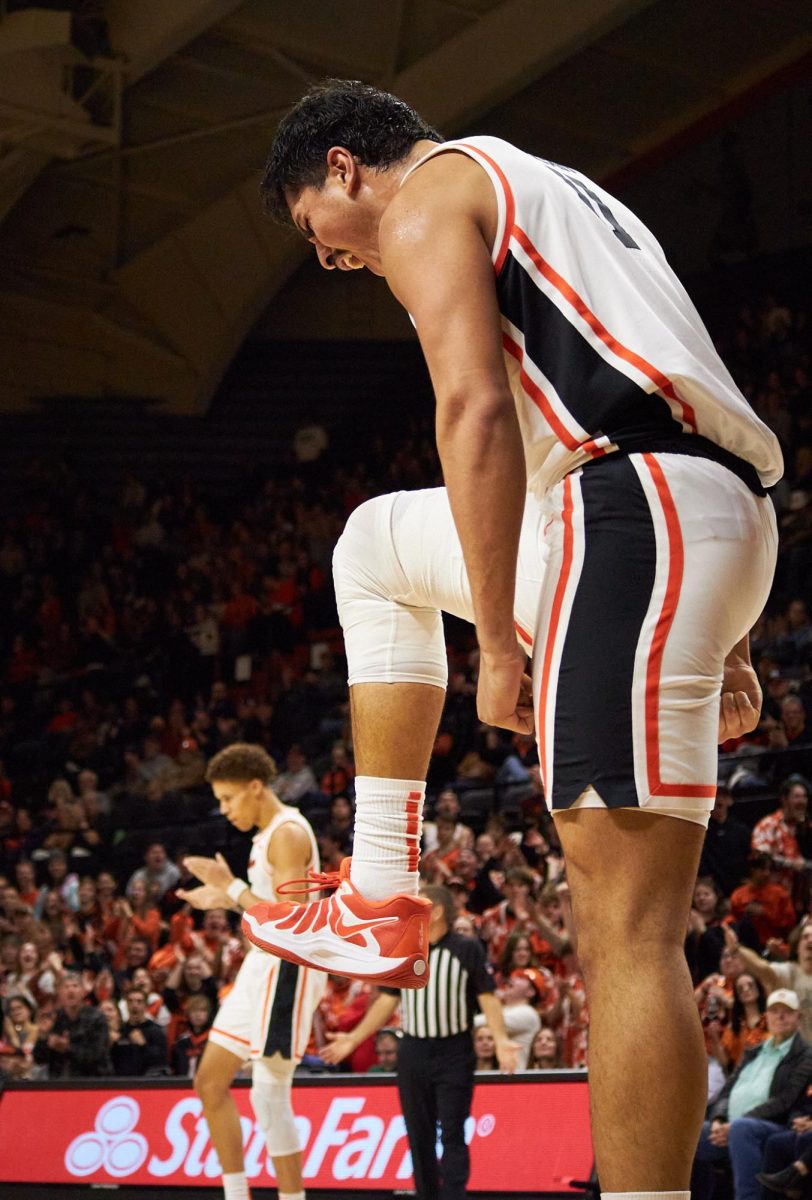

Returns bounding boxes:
[551,456,657,810]
[498,250,683,446]
[262,960,299,1058]
[540,159,639,250]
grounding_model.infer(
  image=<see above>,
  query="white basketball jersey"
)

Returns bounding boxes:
[402,137,783,497]
[247,806,319,903]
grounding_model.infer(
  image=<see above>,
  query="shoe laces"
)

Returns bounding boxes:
[276,868,342,897]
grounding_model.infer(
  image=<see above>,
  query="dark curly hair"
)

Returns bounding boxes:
[205,743,277,786]
[260,78,443,224]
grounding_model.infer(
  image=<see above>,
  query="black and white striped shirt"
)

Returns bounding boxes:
[384,931,495,1039]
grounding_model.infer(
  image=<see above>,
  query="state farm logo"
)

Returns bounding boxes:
[62,1092,497,1183]
[65,1096,148,1178]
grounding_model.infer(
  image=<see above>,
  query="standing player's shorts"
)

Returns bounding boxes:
[533,452,777,822]
[209,948,326,1062]
[333,451,777,829]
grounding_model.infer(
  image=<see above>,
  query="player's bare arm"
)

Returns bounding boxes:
[267,820,314,904]
[319,992,400,1066]
[381,155,531,734]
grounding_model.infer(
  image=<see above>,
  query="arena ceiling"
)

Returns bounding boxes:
[0,0,808,414]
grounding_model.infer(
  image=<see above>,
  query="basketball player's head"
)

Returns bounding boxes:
[261,79,442,274]
[205,743,278,831]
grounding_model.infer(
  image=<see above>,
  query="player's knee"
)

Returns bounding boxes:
[251,1055,300,1158]
[194,1060,227,1105]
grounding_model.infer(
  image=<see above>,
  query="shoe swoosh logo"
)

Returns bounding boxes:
[333,911,395,938]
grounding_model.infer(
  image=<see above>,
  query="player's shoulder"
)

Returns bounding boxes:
[383,145,494,239]
[267,810,314,850]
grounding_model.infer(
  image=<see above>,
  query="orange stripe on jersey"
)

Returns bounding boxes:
[514,620,533,647]
[211,1026,251,1047]
[538,474,575,796]
[456,141,515,275]
[503,332,582,452]
[511,225,698,434]
[642,455,715,800]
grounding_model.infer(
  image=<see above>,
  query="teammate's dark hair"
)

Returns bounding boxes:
[420,884,455,929]
[260,78,443,224]
[206,743,277,786]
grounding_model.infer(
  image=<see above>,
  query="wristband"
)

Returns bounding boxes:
[226,878,249,907]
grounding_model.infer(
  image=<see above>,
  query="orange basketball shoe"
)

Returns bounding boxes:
[241,858,431,988]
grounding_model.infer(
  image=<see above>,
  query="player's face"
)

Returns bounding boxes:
[211,780,259,831]
[288,178,384,277]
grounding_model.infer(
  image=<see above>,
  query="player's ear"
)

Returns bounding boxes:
[326,146,360,195]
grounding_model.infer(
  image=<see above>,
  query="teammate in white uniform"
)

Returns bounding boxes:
[179,743,325,1200]
[243,81,783,1200]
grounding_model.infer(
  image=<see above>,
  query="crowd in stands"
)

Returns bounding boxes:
[0,288,810,1088]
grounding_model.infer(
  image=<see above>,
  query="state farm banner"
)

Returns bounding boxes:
[0,1075,591,1191]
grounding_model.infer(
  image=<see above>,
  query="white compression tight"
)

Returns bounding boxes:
[250,1054,300,1159]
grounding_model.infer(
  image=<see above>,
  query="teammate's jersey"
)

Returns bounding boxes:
[248,807,319,905]
[402,136,783,497]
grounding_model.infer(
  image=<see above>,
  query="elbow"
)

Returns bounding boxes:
[436,387,516,443]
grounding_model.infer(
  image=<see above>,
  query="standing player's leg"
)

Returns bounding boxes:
[555,809,706,1188]
[535,454,777,1195]
[195,1041,249,1198]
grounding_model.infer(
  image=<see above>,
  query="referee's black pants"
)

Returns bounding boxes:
[397,1031,476,1200]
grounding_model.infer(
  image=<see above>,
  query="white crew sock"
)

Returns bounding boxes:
[350,776,425,899]
[602,1191,689,1200]
[222,1171,250,1200]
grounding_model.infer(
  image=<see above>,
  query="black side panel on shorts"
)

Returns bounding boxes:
[262,960,299,1058]
[551,455,657,809]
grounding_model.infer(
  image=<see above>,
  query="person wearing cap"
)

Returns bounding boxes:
[496,969,543,1069]
[751,777,812,897]
[692,988,812,1200]
[699,784,752,897]
[724,918,812,1043]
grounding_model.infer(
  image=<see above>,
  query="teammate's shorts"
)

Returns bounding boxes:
[333,455,777,828]
[208,947,326,1062]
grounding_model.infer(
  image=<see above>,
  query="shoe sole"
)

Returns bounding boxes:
[242,912,431,989]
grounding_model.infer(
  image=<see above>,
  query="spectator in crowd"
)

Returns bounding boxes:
[472,1022,499,1071]
[725,923,812,1043]
[6,939,62,1008]
[730,853,796,950]
[710,973,769,1070]
[757,1113,812,1198]
[33,972,110,1077]
[170,993,213,1077]
[35,849,79,915]
[751,777,812,897]
[0,993,38,1078]
[369,1027,401,1073]
[273,744,317,804]
[686,876,728,984]
[528,1027,566,1070]
[692,989,812,1200]
[110,986,168,1077]
[126,842,180,904]
[497,970,543,1069]
[700,784,752,898]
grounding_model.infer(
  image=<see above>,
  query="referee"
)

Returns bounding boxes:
[321,884,519,1199]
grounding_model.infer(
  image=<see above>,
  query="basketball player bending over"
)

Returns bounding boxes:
[180,744,325,1200]
[241,81,782,1200]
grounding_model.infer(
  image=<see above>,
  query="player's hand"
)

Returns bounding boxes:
[477,646,534,735]
[184,853,234,890]
[320,1031,356,1065]
[719,657,761,742]
[494,1036,522,1074]
[177,884,229,911]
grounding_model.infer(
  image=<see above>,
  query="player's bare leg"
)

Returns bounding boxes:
[554,807,706,1191]
[195,1042,247,1191]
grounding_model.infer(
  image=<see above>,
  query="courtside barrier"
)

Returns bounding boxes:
[0,1071,592,1192]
